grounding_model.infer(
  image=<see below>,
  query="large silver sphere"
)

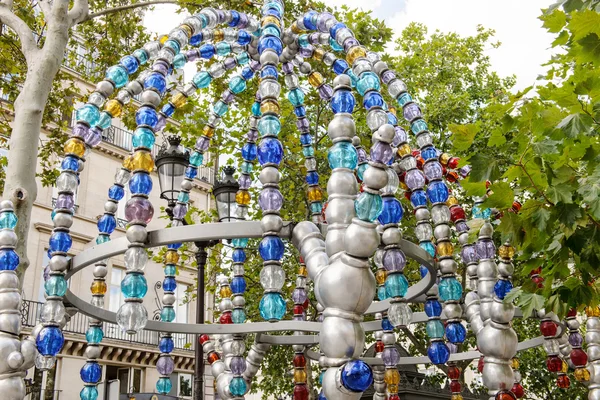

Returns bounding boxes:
[362,166,388,190]
[328,114,356,142]
[477,325,518,360]
[326,197,356,226]
[319,316,364,359]
[344,220,380,258]
[327,170,358,196]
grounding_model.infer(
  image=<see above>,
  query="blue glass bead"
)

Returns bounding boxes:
[378,197,403,225]
[421,146,437,160]
[61,156,79,172]
[213,101,228,117]
[236,52,250,65]
[377,286,388,301]
[161,306,176,322]
[424,299,442,317]
[306,172,319,185]
[80,362,102,383]
[258,115,281,136]
[241,67,254,81]
[363,91,384,109]
[232,249,247,263]
[303,10,318,30]
[241,161,253,174]
[261,65,278,79]
[446,322,467,343]
[230,377,247,396]
[133,49,149,64]
[232,308,246,323]
[132,128,156,149]
[193,71,212,88]
[341,360,373,392]
[242,143,257,161]
[357,163,368,181]
[385,273,409,298]
[76,104,100,127]
[329,37,343,51]
[156,377,172,394]
[129,173,153,195]
[356,72,381,96]
[259,292,286,321]
[328,142,358,169]
[232,238,249,248]
[427,181,449,203]
[330,90,355,114]
[330,22,347,39]
[163,277,177,292]
[80,386,98,400]
[96,234,110,244]
[121,273,148,299]
[164,40,180,54]
[300,133,312,145]
[50,231,72,253]
[259,235,284,260]
[135,106,158,128]
[185,166,198,179]
[36,326,64,356]
[238,31,251,45]
[258,138,283,165]
[410,190,427,207]
[105,65,128,88]
[177,192,189,203]
[438,277,463,301]
[0,249,19,271]
[494,279,513,299]
[190,151,203,167]
[173,53,186,69]
[229,10,240,26]
[420,265,429,278]
[216,41,231,56]
[397,93,413,107]
[108,185,124,201]
[332,59,349,75]
[97,214,116,234]
[258,36,283,55]
[302,147,315,157]
[231,277,246,294]
[167,242,182,250]
[298,34,309,48]
[159,336,174,353]
[388,113,398,125]
[355,192,383,222]
[164,265,176,276]
[251,102,262,117]
[420,241,436,257]
[310,202,323,214]
[295,106,307,118]
[427,341,450,365]
[426,320,445,338]
[85,327,103,344]
[190,34,203,46]
[411,119,428,134]
[96,112,111,129]
[263,1,283,15]
[288,88,305,106]
[381,318,393,331]
[120,55,139,74]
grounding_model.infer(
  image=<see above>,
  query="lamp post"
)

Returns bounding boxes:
[156,138,239,400]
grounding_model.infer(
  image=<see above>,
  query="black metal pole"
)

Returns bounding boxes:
[194,244,208,400]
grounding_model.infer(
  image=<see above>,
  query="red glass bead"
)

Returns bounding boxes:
[321,202,328,222]
[199,334,210,344]
[299,256,304,264]
[570,348,588,366]
[359,184,365,193]
[416,156,424,169]
[293,354,306,368]
[495,390,516,400]
[207,351,220,364]
[511,383,524,398]
[388,395,400,400]
[540,321,558,337]
[293,305,304,315]
[404,191,412,201]
[302,299,309,309]
[446,171,459,183]
[567,308,577,318]
[477,356,484,373]
[448,157,460,169]
[412,149,420,157]
[448,366,461,380]
[450,380,461,392]
[399,171,406,183]
[375,341,385,353]
[486,180,491,189]
[442,166,448,176]
[450,207,466,222]
[219,312,233,324]
[557,374,570,388]
[293,384,309,400]
[512,201,522,212]
[546,356,563,372]
[532,275,544,288]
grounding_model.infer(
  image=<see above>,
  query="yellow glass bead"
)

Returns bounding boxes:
[262,16,280,28]
[213,29,224,42]
[439,153,451,166]
[180,24,193,38]
[400,182,408,191]
[294,369,307,383]
[64,138,86,157]
[376,269,387,285]
[313,48,325,61]
[236,190,251,206]
[387,384,398,393]
[451,395,464,400]
[171,92,187,108]
[587,306,600,317]
[437,242,454,257]
[104,99,122,117]
[388,107,397,116]
[397,143,412,157]
[165,250,179,264]
[132,151,154,172]
[511,358,520,369]
[447,196,459,207]
[219,285,232,298]
[260,100,280,115]
[290,22,305,34]
[384,369,400,385]
[346,46,367,65]
[203,125,215,138]
[91,280,107,295]
[308,72,324,88]
[498,245,515,259]
[123,155,134,171]
[561,361,569,373]
[307,188,323,202]
[159,35,169,44]
[575,367,591,382]
[298,266,308,277]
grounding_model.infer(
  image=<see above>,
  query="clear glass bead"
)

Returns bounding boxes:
[207,115,222,127]
[224,28,237,42]
[319,33,329,45]
[416,132,433,148]
[382,168,399,194]
[91,296,105,308]
[40,300,66,325]
[231,43,244,54]
[374,248,384,268]
[366,109,388,131]
[284,74,299,89]
[296,276,307,288]
[143,41,161,59]
[117,301,148,333]
[184,16,203,35]
[544,339,560,355]
[388,302,412,327]
[169,29,188,47]
[183,83,196,96]
[399,157,417,171]
[230,339,246,356]
[158,49,174,63]
[247,18,259,33]
[116,89,131,104]
[260,80,281,98]
[388,79,408,98]
[352,59,372,77]
[260,264,286,291]
[292,55,303,67]
[201,29,213,41]
[208,63,226,78]
[367,52,381,63]
[88,92,106,108]
[305,158,317,170]
[56,172,78,192]
[335,28,354,46]
[235,206,248,219]
[323,52,336,67]
[233,264,244,275]
[35,354,56,370]
[124,247,148,272]
[114,168,131,185]
[431,205,451,225]
[415,222,433,241]
[201,8,218,28]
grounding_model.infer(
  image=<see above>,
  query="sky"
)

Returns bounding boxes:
[144,0,557,91]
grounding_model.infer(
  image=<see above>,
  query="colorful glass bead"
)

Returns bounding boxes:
[36,326,64,356]
[259,292,286,321]
[340,360,373,392]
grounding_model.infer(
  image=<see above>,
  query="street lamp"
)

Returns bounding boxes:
[155,135,189,209]
[212,166,239,223]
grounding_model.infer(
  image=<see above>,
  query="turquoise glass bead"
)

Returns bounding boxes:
[190,151,203,166]
[164,265,176,276]
[0,211,17,229]
[96,234,110,244]
[173,53,186,69]
[161,306,176,322]
[259,292,286,321]
[426,320,445,339]
[287,88,305,106]
[236,52,250,65]
[76,104,100,126]
[438,277,463,301]
[420,241,436,257]
[241,161,253,174]
[472,204,492,219]
[216,41,231,56]
[133,49,149,65]
[258,115,281,137]
[384,273,408,298]
[132,128,156,148]
[177,192,190,203]
[355,192,383,222]
[261,25,281,38]
[357,163,369,181]
[377,286,388,301]
[85,326,104,344]
[329,37,343,51]
[156,377,172,394]
[229,76,247,94]
[328,142,358,170]
[45,275,67,297]
[193,71,212,89]
[232,238,249,248]
[347,70,358,88]
[356,72,381,96]
[96,112,111,130]
[230,377,247,396]
[213,101,228,116]
[232,308,246,323]
[302,147,315,157]
[298,34,309,47]
[411,119,428,134]
[80,386,98,400]
[121,273,148,298]
[164,40,180,54]
[252,102,262,116]
[105,65,129,88]
[397,93,413,107]
[310,202,323,214]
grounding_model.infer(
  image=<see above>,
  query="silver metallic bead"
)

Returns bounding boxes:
[373,61,388,76]
[260,50,278,66]
[327,170,358,196]
[0,230,17,247]
[433,224,450,241]
[381,333,395,345]
[328,114,356,142]
[104,201,118,214]
[438,258,457,274]
[381,227,401,245]
[414,208,430,221]
[479,222,494,238]
[261,214,283,233]
[259,166,280,185]
[490,299,515,324]
[93,265,107,278]
[49,255,69,272]
[326,198,356,226]
[344,219,380,258]
[443,303,463,320]
[299,62,312,74]
[458,232,469,246]
[181,179,193,191]
[95,80,114,97]
[219,298,233,312]
[477,325,518,359]
[126,225,148,243]
[232,296,245,307]
[211,360,226,378]
[126,80,143,96]
[319,316,364,359]
[362,166,388,190]
[497,261,514,277]
[333,74,352,88]
[85,346,101,359]
[162,294,176,306]
[373,124,395,144]
[140,90,161,107]
[0,200,14,210]
[52,212,73,229]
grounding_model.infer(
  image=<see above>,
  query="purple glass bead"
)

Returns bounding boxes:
[224,57,237,70]
[155,115,167,131]
[56,193,74,209]
[43,265,50,281]
[215,9,225,22]
[403,103,422,121]
[383,249,406,272]
[296,118,309,131]
[404,169,425,191]
[83,126,102,147]
[382,347,400,366]
[300,46,314,58]
[238,13,248,28]
[569,332,584,347]
[238,174,252,190]
[456,221,469,233]
[447,343,458,354]
[186,50,199,62]
[72,123,89,139]
[357,148,368,163]
[370,142,393,164]
[282,62,293,74]
[318,314,324,322]
[195,136,210,152]
[153,61,169,76]
[292,288,307,304]
[124,196,154,224]
[459,165,472,177]
[318,85,333,101]
[222,90,235,104]
[293,315,305,321]
[423,161,443,180]
[249,60,261,71]
[230,356,246,374]
[475,239,496,260]
[309,32,320,44]
[381,70,396,85]
[172,203,187,219]
[343,38,359,52]
[316,12,335,32]
[246,130,259,141]
[156,356,175,375]
[393,127,407,147]
[461,245,477,264]
[258,188,283,212]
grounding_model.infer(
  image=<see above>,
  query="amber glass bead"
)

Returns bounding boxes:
[388,107,397,116]
[307,188,323,202]
[165,250,179,264]
[587,306,600,317]
[561,360,569,373]
[262,16,280,28]
[397,143,412,157]
[574,367,590,382]
[159,35,169,44]
[203,125,215,138]
[91,280,107,295]
[387,384,398,393]
[439,152,451,166]
[557,374,570,388]
[346,46,366,65]
[312,48,325,61]
[384,369,400,385]
[511,358,520,369]
[293,354,306,368]
[123,155,135,170]
[375,269,387,285]
[212,29,224,42]
[498,245,515,259]
[294,369,307,383]
[290,22,304,34]
[446,196,459,207]
[308,72,324,88]
[219,286,232,298]
[64,138,86,157]
[261,100,280,115]
[171,92,187,108]
[132,151,154,172]
[298,266,308,277]
[207,351,220,364]
[105,99,123,117]
[437,242,454,257]
[236,190,251,206]
[400,182,408,191]
[451,395,464,400]
[180,24,193,38]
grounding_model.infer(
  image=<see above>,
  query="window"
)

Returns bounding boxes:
[109,268,124,312]
[175,283,189,323]
[117,367,142,394]
[116,181,131,223]
[178,373,193,397]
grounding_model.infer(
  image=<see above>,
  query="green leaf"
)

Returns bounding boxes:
[547,183,574,204]
[482,182,514,209]
[467,153,502,182]
[532,208,552,232]
[460,177,488,197]
[556,113,593,137]
[532,138,560,155]
[518,292,547,319]
[569,9,600,40]
[552,30,570,46]
[450,122,480,151]
[488,129,507,147]
[556,202,583,228]
[542,9,567,33]
[577,33,600,64]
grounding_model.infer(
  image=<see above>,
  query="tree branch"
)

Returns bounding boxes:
[0,4,38,61]
[68,0,89,26]
[38,0,51,18]
[76,0,179,24]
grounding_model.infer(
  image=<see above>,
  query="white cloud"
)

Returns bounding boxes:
[325,0,383,9]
